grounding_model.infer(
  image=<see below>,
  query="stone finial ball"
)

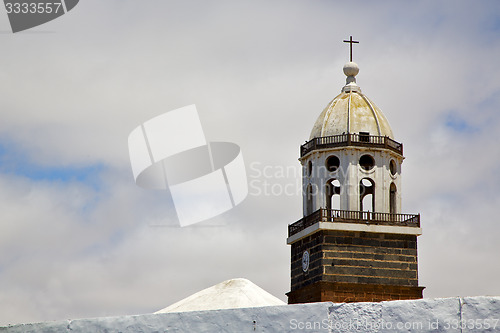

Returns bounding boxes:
[343,62,359,77]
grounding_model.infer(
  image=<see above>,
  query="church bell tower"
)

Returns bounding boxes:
[287,38,424,303]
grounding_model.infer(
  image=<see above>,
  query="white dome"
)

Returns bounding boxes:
[309,63,394,140]
[309,91,394,139]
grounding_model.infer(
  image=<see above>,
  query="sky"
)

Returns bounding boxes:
[1,0,500,326]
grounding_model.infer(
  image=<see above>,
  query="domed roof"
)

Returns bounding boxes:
[309,62,394,140]
[154,278,285,313]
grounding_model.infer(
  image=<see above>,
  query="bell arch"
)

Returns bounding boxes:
[325,179,341,211]
[360,178,375,213]
[390,182,397,214]
[306,184,314,215]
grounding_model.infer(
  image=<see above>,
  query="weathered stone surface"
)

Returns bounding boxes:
[379,297,461,333]
[3,297,499,333]
[461,296,500,332]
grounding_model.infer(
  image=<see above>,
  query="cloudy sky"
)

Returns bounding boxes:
[1,0,500,326]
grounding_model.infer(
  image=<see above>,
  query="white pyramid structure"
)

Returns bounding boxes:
[155,278,286,313]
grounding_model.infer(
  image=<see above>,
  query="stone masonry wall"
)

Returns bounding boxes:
[290,230,420,302]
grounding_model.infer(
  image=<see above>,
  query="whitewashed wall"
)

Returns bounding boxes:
[2,297,500,333]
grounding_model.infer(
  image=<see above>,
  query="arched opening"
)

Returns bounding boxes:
[326,179,341,211]
[389,159,397,176]
[360,178,375,217]
[306,184,314,215]
[390,182,397,214]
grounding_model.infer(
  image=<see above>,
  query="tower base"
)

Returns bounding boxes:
[287,281,424,304]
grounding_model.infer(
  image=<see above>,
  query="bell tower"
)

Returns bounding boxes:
[287,38,424,304]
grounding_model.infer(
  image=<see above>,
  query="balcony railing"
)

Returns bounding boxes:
[288,208,420,237]
[301,133,403,157]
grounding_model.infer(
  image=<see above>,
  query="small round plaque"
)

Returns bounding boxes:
[302,250,310,272]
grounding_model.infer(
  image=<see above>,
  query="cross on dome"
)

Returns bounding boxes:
[343,36,359,62]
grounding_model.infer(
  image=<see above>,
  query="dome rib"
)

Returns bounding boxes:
[359,92,382,136]
[347,91,352,133]
[320,95,342,138]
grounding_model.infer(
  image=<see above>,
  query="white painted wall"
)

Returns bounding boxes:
[3,297,499,333]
